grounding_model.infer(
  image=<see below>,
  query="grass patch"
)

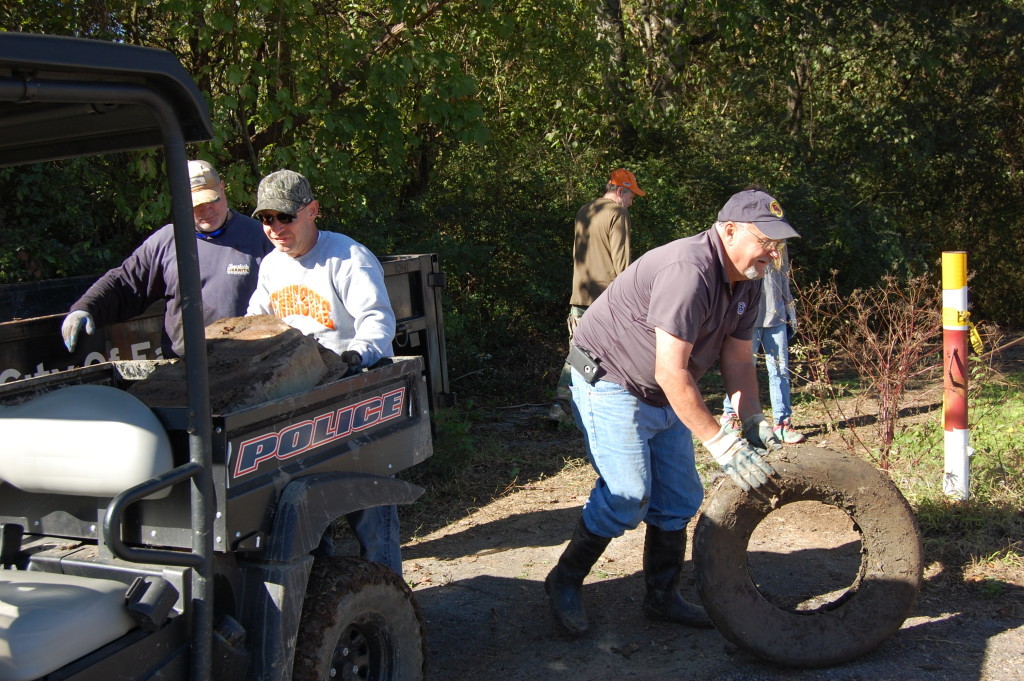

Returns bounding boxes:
[402,400,496,537]
[888,369,1024,586]
[422,401,483,479]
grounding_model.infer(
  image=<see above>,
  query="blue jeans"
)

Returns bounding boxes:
[722,323,793,424]
[569,368,704,538]
[347,505,402,575]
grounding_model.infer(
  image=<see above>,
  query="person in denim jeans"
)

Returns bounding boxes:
[248,169,402,575]
[720,243,806,444]
[545,188,800,635]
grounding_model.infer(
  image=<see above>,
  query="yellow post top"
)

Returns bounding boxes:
[942,251,967,289]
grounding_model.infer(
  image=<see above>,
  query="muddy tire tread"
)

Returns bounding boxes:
[693,445,923,667]
[292,556,426,681]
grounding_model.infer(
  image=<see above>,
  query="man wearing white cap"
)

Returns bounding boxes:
[61,160,272,357]
[546,188,801,636]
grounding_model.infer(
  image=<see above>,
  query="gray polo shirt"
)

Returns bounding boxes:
[572,228,761,406]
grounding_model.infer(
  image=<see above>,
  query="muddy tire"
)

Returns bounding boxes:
[292,557,426,681]
[693,445,923,667]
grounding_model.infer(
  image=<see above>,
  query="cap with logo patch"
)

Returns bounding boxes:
[188,160,222,207]
[717,189,800,240]
[608,168,646,197]
[253,169,314,216]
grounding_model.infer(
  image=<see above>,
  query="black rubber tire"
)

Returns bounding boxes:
[693,445,923,668]
[292,557,426,681]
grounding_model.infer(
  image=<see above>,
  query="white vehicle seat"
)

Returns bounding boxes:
[0,570,136,681]
[0,384,173,498]
[0,384,175,679]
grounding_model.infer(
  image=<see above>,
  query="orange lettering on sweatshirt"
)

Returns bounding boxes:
[270,285,336,329]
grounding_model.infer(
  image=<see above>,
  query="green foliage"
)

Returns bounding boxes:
[5,0,1024,389]
[0,158,144,282]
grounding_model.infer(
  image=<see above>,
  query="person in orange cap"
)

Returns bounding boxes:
[550,168,646,422]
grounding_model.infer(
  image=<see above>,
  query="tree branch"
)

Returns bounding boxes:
[224,1,453,161]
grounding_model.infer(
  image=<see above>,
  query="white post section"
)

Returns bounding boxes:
[942,252,971,500]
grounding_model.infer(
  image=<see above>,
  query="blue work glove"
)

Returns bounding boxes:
[704,427,776,492]
[61,310,95,352]
[742,412,783,452]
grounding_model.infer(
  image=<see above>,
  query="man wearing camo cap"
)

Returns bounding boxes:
[247,169,402,575]
[61,159,271,357]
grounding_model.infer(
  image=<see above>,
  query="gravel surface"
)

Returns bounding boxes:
[399,408,1024,681]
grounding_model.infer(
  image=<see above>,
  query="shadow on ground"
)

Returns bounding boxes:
[407,504,1024,681]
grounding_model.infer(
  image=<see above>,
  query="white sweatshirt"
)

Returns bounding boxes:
[247,231,395,366]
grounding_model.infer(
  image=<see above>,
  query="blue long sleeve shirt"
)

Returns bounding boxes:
[71,211,273,357]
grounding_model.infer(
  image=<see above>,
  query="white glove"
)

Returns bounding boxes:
[61,310,95,352]
[742,412,783,452]
[704,426,776,492]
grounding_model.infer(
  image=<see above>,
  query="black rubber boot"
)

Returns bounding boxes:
[642,524,713,628]
[544,517,611,635]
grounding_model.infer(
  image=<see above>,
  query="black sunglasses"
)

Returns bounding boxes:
[257,212,296,226]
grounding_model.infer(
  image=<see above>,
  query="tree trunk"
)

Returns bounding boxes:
[596,0,637,152]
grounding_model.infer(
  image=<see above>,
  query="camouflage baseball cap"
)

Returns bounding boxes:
[253,169,314,216]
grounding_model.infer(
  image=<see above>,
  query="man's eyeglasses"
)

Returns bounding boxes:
[257,212,296,226]
[743,225,785,252]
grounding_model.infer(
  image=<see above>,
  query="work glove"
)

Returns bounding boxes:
[61,310,95,352]
[340,350,363,372]
[704,427,776,492]
[742,412,783,452]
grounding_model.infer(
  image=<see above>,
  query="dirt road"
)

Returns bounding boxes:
[399,407,1024,681]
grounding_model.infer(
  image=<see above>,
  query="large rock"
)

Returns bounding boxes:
[128,315,348,413]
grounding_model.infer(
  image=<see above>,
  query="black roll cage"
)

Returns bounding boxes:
[0,32,218,681]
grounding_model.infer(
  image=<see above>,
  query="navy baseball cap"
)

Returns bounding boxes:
[717,189,800,239]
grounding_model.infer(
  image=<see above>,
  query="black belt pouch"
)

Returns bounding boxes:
[566,344,601,384]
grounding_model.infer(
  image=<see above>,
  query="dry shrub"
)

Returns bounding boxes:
[793,272,942,469]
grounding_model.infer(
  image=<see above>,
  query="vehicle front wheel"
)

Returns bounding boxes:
[292,557,425,681]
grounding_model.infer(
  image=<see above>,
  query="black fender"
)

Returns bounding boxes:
[266,472,424,564]
[693,445,923,667]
